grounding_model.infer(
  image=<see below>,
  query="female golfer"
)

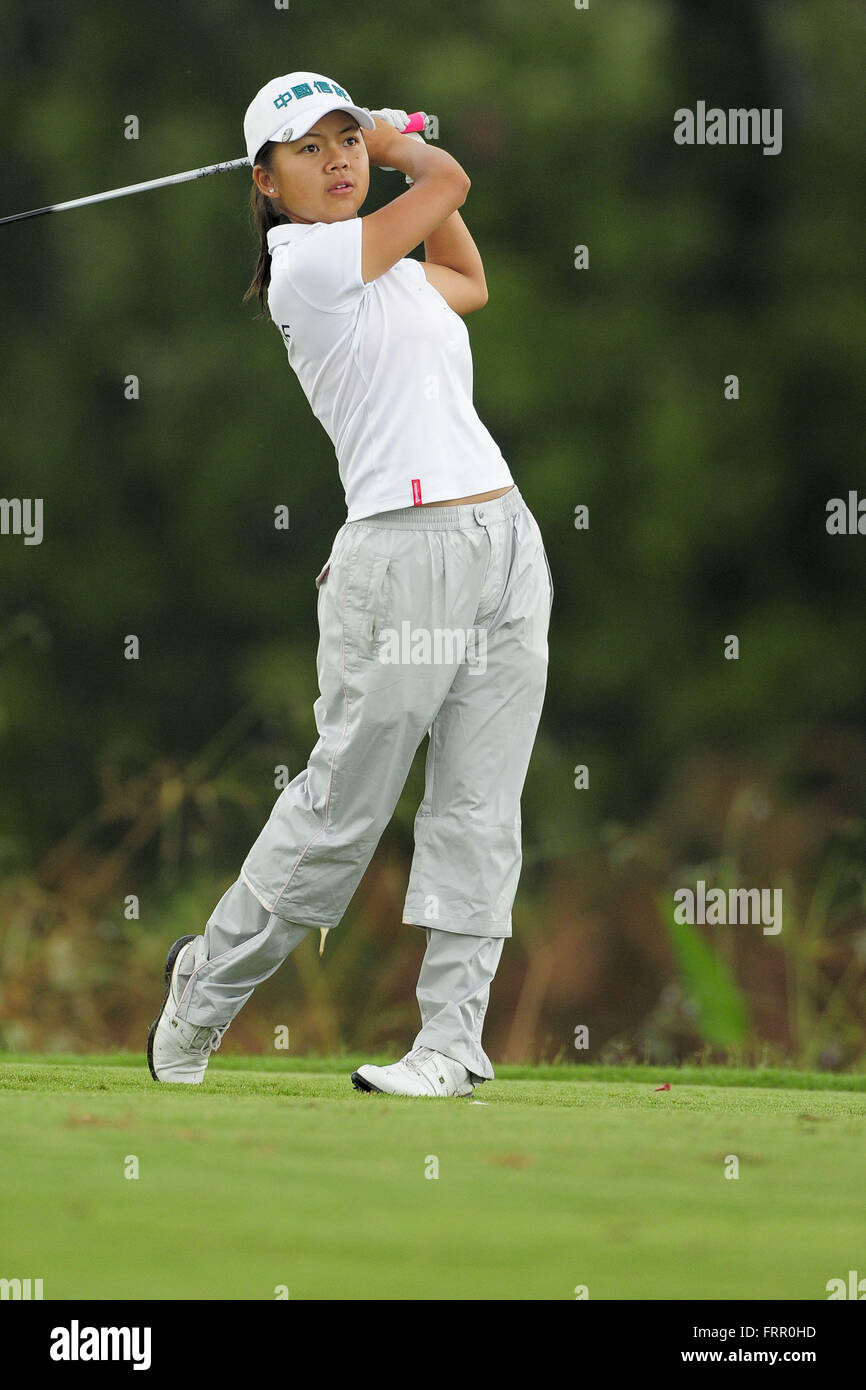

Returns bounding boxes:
[148,70,552,1096]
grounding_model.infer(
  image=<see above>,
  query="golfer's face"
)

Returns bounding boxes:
[270,110,369,224]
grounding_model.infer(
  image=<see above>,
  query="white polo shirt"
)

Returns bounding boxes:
[265,216,514,521]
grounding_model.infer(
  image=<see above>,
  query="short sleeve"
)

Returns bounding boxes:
[279,218,366,314]
[404,255,426,286]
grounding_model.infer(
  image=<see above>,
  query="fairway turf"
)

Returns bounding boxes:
[1,1055,864,1300]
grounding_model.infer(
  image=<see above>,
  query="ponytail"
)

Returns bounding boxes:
[243,141,288,316]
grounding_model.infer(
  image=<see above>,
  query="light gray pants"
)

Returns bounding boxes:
[175,484,552,1080]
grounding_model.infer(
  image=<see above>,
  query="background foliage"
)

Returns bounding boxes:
[1,0,864,1066]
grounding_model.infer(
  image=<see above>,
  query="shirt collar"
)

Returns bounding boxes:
[267,217,361,252]
[267,222,303,252]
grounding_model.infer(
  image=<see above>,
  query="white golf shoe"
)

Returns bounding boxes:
[352,1046,477,1097]
[147,934,228,1084]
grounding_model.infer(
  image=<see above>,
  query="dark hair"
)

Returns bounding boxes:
[243,141,288,316]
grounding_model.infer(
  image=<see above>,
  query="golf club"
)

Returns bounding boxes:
[0,111,430,225]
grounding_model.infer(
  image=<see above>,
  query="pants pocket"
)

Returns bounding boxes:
[344,544,393,661]
[360,552,393,659]
[314,523,350,588]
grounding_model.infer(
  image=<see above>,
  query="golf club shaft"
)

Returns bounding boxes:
[0,158,251,225]
[0,113,430,226]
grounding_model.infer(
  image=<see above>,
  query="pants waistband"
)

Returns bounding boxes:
[354,485,524,530]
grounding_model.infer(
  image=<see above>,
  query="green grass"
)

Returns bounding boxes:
[1,1054,864,1300]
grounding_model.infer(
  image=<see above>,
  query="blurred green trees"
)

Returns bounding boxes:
[1,0,864,1064]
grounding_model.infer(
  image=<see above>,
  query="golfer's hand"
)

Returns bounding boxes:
[367,109,426,182]
[370,107,412,134]
[361,115,409,169]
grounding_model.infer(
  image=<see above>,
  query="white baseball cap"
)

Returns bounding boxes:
[243,71,376,167]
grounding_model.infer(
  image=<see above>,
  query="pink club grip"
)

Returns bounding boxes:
[401,112,427,134]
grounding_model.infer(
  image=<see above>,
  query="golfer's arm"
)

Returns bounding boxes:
[422,210,487,299]
[383,136,487,307]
